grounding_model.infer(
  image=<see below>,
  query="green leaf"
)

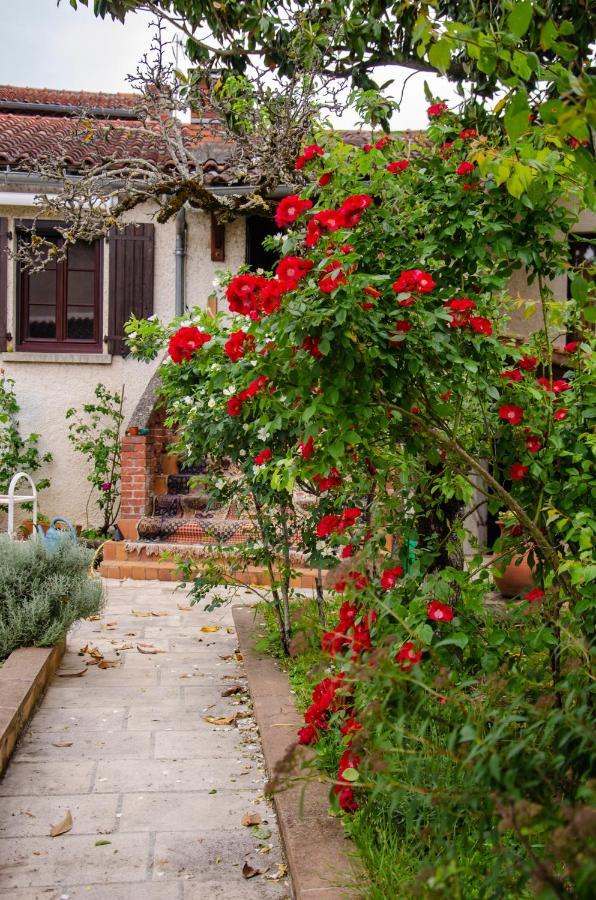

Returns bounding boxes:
[504,89,530,142]
[340,767,359,782]
[507,2,533,40]
[428,39,451,74]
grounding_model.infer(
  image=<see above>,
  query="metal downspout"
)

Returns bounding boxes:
[175,207,186,316]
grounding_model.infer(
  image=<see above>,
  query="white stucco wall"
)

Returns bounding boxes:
[0,200,246,528]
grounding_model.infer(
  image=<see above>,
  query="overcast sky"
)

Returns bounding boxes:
[0,0,459,130]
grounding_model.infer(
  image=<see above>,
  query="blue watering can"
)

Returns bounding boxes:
[36,517,77,552]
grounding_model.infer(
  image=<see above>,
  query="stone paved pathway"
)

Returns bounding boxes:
[0,579,291,900]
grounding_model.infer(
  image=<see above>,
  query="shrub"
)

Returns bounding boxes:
[0,536,104,659]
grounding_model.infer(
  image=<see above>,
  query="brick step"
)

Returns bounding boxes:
[101,541,319,588]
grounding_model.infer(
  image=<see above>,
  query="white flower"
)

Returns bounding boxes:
[215,478,226,490]
[316,540,327,551]
[147,314,157,321]
[223,386,236,396]
[257,426,269,441]
[243,423,250,431]
[128,330,137,339]
[252,465,260,476]
[207,398,216,408]
[239,449,247,456]
[180,319,192,327]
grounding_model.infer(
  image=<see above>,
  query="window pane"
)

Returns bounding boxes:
[68,242,95,270]
[28,264,57,339]
[67,270,95,340]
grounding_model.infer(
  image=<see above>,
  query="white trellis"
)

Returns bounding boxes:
[0,472,37,537]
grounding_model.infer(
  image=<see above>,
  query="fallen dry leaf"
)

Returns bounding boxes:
[57,669,87,678]
[200,625,220,633]
[49,809,73,837]
[266,863,288,881]
[97,659,120,669]
[202,715,236,726]
[221,685,243,697]
[241,812,261,827]
[111,642,134,651]
[226,626,235,634]
[79,644,103,660]
[87,615,101,621]
[242,862,265,879]
[177,603,192,611]
[52,741,73,748]
[136,644,166,655]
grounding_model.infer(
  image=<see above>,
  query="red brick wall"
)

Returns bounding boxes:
[119,407,176,519]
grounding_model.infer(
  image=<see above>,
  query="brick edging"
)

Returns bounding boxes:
[233,605,360,899]
[0,640,66,777]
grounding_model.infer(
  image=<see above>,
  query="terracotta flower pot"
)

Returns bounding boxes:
[127,426,139,436]
[493,552,536,598]
[161,453,178,476]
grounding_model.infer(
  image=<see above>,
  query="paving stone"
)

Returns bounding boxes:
[0,833,151,889]
[125,705,245,733]
[18,730,152,761]
[153,730,246,759]
[3,884,182,900]
[0,760,95,797]
[0,794,118,838]
[93,757,259,793]
[183,880,291,899]
[42,685,185,708]
[27,706,127,733]
[119,789,267,833]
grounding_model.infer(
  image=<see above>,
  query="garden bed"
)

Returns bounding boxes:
[0,639,65,776]
[233,604,361,899]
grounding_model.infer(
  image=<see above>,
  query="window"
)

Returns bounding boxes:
[17,223,102,352]
[245,216,280,272]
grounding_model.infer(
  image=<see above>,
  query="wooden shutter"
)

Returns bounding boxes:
[107,223,154,356]
[0,218,8,352]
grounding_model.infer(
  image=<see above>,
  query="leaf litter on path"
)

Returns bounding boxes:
[49,809,72,837]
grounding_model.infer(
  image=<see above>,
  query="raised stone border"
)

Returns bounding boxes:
[233,605,360,900]
[0,640,65,776]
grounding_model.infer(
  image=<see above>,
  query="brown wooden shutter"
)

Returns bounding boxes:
[0,218,8,352]
[107,223,154,356]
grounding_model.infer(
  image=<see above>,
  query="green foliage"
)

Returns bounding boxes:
[65,384,124,535]
[0,373,52,505]
[0,535,104,659]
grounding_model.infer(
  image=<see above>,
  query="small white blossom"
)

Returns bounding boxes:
[252,465,261,476]
[215,478,226,490]
[223,386,236,396]
[316,540,327,551]
[257,426,269,441]
[147,314,157,321]
[239,449,247,456]
[207,398,216,408]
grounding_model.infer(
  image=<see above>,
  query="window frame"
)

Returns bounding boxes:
[16,222,103,353]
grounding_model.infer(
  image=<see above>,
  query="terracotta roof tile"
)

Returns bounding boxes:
[0,84,140,110]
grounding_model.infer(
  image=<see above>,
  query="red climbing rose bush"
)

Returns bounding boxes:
[126,105,595,894]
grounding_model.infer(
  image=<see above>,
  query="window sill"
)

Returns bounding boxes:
[1,351,113,365]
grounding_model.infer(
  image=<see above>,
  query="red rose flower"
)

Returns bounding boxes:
[314,209,347,232]
[341,544,355,559]
[552,379,572,394]
[375,135,390,149]
[553,408,569,421]
[319,268,347,293]
[393,270,436,294]
[299,436,315,459]
[295,143,324,170]
[305,219,323,248]
[340,717,362,737]
[440,390,453,401]
[427,600,454,622]
[518,355,537,370]
[499,404,524,425]
[318,171,332,187]
[317,514,341,538]
[298,724,317,745]
[564,341,579,353]
[302,335,323,358]
[338,194,373,227]
[427,102,448,117]
[440,141,454,156]
[469,316,492,335]
[396,642,422,671]
[394,320,413,333]
[275,194,313,228]
[500,369,523,382]
[459,128,478,140]
[225,273,268,316]
[380,565,404,590]
[525,588,545,603]
[398,297,416,308]
[456,161,475,176]
[313,468,343,492]
[526,435,542,454]
[338,507,362,531]
[340,244,354,254]
[227,396,243,417]
[254,449,272,466]
[387,160,410,174]
[275,256,313,284]
[348,571,369,590]
[445,297,476,312]
[224,329,253,362]
[509,462,529,481]
[364,286,383,298]
[168,326,212,363]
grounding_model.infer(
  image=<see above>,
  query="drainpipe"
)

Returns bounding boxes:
[175,207,186,316]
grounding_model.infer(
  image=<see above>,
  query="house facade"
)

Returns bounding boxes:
[0,85,256,528]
